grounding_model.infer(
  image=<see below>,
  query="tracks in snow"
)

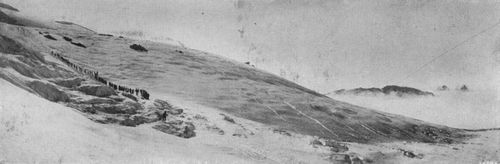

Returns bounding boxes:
[284,101,339,138]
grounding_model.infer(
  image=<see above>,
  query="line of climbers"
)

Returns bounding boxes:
[50,50,150,100]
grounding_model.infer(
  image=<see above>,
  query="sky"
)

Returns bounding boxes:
[4,0,500,94]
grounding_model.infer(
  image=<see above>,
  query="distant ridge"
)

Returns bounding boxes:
[333,85,434,97]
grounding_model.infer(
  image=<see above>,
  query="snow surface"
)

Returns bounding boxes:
[0,78,256,164]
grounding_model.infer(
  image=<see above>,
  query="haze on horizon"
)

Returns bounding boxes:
[4,0,500,95]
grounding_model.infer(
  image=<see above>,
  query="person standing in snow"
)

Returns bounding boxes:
[162,111,167,121]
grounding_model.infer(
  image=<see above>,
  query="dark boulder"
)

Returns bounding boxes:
[98,33,113,37]
[62,36,72,42]
[221,114,236,123]
[130,44,148,52]
[459,85,469,92]
[70,42,86,48]
[43,34,57,40]
[55,21,74,25]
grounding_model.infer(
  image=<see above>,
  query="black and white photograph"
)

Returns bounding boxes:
[0,0,499,163]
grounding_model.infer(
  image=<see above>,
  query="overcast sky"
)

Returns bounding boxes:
[5,0,500,94]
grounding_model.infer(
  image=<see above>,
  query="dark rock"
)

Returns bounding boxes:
[399,149,423,159]
[28,81,69,102]
[232,133,247,138]
[324,140,349,153]
[78,85,116,97]
[153,121,196,138]
[166,120,183,125]
[130,44,148,52]
[70,42,86,48]
[55,21,74,25]
[181,122,196,138]
[93,117,120,124]
[82,106,97,114]
[43,34,57,40]
[119,101,143,114]
[98,33,113,37]
[206,124,224,135]
[311,139,323,147]
[273,129,292,136]
[459,85,469,92]
[62,36,72,42]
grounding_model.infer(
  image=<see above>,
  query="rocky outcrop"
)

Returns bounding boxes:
[151,99,183,115]
[382,85,434,97]
[130,44,148,52]
[43,34,57,40]
[78,85,116,97]
[28,81,69,102]
[334,85,434,97]
[152,120,196,138]
[70,42,86,48]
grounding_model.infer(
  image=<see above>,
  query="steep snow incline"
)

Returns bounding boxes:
[0,12,468,144]
[0,79,254,164]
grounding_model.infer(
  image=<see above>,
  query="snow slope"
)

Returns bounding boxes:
[0,78,255,164]
[0,3,499,163]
